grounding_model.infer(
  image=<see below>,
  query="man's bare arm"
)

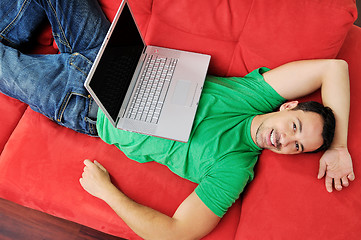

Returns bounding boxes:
[262,59,354,192]
[80,160,220,240]
[263,59,349,147]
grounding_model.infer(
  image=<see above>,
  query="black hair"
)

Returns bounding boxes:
[292,101,336,153]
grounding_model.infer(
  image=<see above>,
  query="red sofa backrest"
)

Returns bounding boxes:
[37,0,357,76]
[113,0,356,76]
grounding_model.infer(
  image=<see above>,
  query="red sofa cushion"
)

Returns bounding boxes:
[235,25,361,240]
[0,107,241,239]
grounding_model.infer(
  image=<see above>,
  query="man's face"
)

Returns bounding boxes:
[254,102,324,154]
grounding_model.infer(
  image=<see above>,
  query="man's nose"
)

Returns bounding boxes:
[279,133,295,147]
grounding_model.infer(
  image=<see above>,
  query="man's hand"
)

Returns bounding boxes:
[80,159,115,201]
[317,147,355,192]
[79,160,220,240]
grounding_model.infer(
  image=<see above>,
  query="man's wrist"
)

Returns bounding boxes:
[99,183,120,202]
[329,144,348,151]
[104,184,128,207]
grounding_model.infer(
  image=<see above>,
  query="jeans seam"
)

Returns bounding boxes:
[0,35,17,46]
[69,62,88,76]
[1,0,30,37]
[69,53,93,76]
[53,33,70,50]
[45,0,72,52]
[57,92,70,122]
[57,91,87,123]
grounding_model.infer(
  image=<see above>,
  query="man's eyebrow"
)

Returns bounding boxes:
[297,118,303,133]
[297,118,304,152]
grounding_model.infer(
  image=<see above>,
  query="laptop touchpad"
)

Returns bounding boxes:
[171,80,197,107]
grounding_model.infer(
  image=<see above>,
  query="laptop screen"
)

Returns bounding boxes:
[89,3,144,122]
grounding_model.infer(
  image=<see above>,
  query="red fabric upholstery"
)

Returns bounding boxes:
[130,0,357,76]
[0,108,241,239]
[236,25,361,240]
[0,94,27,153]
[34,0,357,76]
[0,0,359,239]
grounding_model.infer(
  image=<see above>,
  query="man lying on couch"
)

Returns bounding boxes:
[0,0,355,239]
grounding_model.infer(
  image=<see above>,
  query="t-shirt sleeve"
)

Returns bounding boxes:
[239,67,287,113]
[205,67,286,115]
[194,153,258,218]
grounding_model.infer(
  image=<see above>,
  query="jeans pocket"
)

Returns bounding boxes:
[57,91,91,134]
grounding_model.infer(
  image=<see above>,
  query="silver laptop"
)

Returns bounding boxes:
[84,0,210,142]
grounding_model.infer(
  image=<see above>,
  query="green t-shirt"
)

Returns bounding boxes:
[96,67,285,217]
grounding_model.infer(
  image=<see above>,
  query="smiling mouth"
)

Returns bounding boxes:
[269,129,279,149]
[269,129,282,151]
[270,129,275,147]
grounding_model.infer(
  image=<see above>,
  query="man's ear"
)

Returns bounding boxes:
[279,101,299,111]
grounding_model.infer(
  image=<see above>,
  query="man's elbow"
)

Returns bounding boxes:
[169,227,206,240]
[330,59,349,72]
[165,221,215,240]
[323,59,349,85]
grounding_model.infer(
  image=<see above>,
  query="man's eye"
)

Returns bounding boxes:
[295,142,299,151]
[293,123,297,131]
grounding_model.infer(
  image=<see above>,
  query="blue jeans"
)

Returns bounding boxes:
[0,0,111,136]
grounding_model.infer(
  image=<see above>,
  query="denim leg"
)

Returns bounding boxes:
[33,0,110,60]
[0,0,111,136]
[1,0,110,60]
[0,0,47,49]
[0,43,100,135]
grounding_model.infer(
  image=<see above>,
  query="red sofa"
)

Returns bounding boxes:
[1,0,360,239]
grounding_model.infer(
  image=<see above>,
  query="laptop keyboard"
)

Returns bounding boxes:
[126,55,178,124]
